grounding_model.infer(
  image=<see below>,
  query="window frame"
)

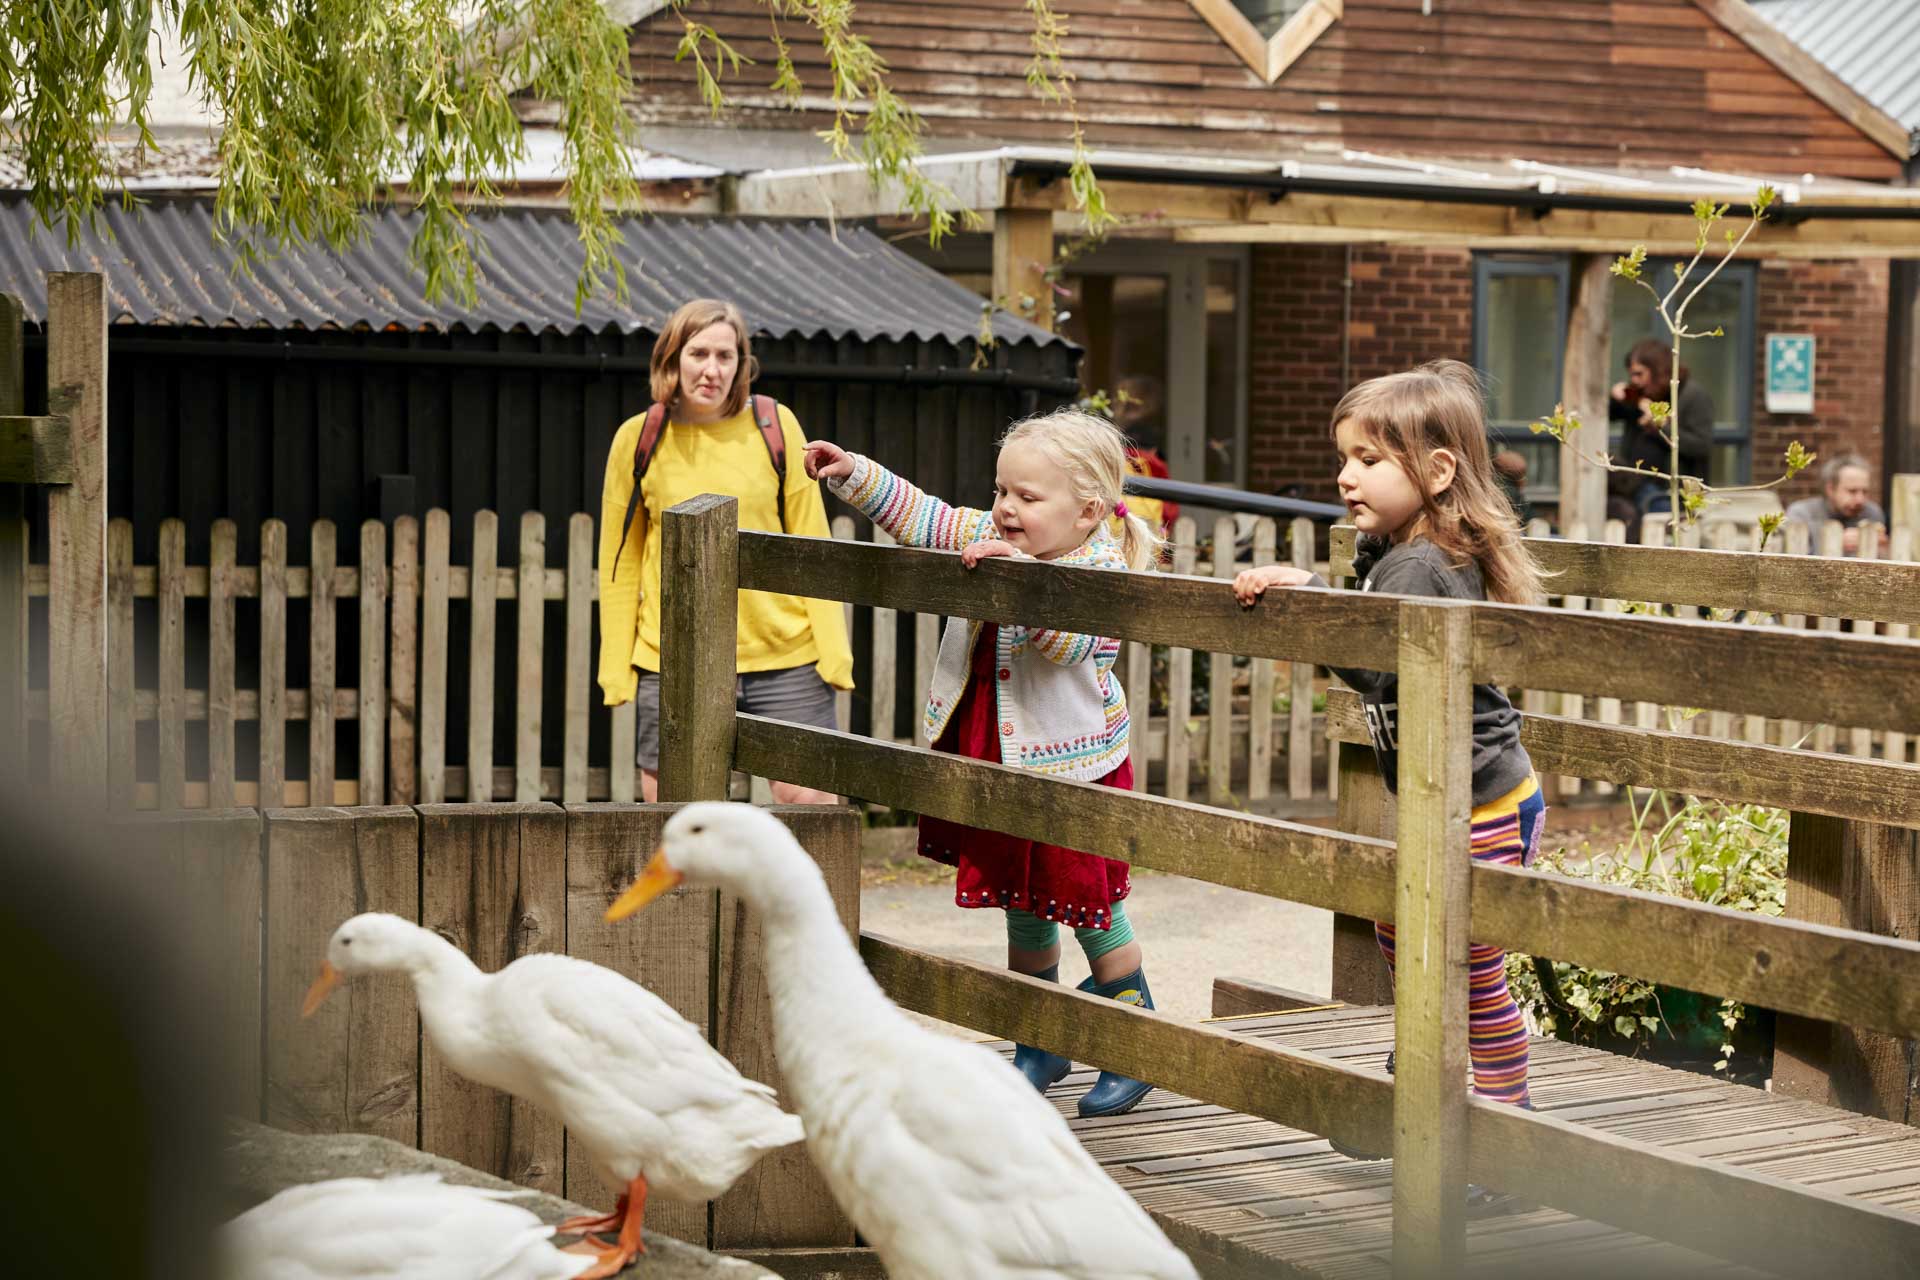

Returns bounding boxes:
[1610,258,1759,485]
[1471,253,1572,503]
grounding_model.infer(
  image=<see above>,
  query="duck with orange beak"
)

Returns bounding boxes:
[301,912,802,1278]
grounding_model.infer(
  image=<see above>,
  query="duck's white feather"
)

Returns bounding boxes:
[218,1174,591,1280]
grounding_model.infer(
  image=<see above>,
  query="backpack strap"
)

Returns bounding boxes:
[609,403,669,582]
[751,394,788,532]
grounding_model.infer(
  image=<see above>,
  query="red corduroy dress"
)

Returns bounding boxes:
[915,625,1133,930]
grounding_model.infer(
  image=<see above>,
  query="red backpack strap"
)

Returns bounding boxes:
[751,394,788,532]
[609,404,669,581]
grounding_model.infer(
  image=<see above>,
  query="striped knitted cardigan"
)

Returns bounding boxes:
[829,453,1131,782]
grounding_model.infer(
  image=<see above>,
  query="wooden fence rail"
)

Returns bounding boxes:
[670,495,1920,1279]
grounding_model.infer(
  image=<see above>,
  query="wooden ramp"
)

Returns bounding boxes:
[994,1004,1920,1279]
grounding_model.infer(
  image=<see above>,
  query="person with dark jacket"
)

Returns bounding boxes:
[1606,338,1715,538]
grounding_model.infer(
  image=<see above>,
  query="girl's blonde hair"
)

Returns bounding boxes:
[1331,360,1543,605]
[650,299,758,417]
[1000,408,1164,571]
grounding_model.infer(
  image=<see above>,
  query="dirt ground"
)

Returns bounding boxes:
[858,794,1644,1028]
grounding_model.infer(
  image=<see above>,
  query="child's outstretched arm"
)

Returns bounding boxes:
[805,440,993,552]
[1233,560,1397,694]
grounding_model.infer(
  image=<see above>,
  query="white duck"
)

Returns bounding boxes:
[607,803,1200,1280]
[302,913,803,1278]
[219,1173,592,1280]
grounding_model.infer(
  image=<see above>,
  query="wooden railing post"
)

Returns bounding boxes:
[659,495,739,803]
[0,292,26,792]
[1331,739,1395,1005]
[1391,599,1473,1273]
[46,272,108,805]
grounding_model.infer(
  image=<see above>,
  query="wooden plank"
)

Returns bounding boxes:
[0,413,73,483]
[831,516,855,733]
[990,206,1055,331]
[420,510,449,804]
[45,272,108,805]
[467,510,499,802]
[1211,976,1336,1018]
[1772,812,1846,1104]
[107,520,136,810]
[1208,516,1235,805]
[1884,528,1914,765]
[345,807,421,1146]
[913,610,938,748]
[719,1248,885,1280]
[0,294,25,789]
[869,526,898,742]
[1286,516,1314,800]
[1331,740,1395,1007]
[308,520,337,809]
[1778,518,1812,748]
[418,803,566,1193]
[1245,519,1277,803]
[713,807,861,1248]
[659,495,740,802]
[1744,521,1773,746]
[209,520,237,808]
[358,521,387,807]
[1325,688,1920,830]
[1126,638,1151,795]
[563,514,593,804]
[516,512,545,802]
[609,700,637,803]
[1814,520,1845,755]
[1704,521,1736,740]
[157,519,187,810]
[1556,520,1591,801]
[1166,519,1197,801]
[561,804,712,1240]
[259,520,289,810]
[1830,820,1920,1121]
[1558,255,1613,531]
[1390,601,1472,1272]
[389,515,418,806]
[1849,526,1882,759]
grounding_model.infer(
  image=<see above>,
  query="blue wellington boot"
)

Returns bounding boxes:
[1010,964,1072,1093]
[1076,967,1157,1118]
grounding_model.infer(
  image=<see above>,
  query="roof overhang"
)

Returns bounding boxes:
[732,145,1920,261]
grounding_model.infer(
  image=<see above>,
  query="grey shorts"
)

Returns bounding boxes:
[633,662,838,771]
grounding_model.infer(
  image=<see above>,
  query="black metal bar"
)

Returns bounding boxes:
[1123,473,1347,522]
[23,333,1085,395]
[1008,159,1920,222]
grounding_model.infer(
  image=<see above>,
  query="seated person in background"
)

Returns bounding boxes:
[1785,452,1888,556]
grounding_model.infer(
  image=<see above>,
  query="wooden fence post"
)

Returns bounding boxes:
[0,292,26,791]
[1331,740,1395,1006]
[659,495,739,802]
[1209,516,1236,804]
[46,272,108,805]
[1391,599,1473,1274]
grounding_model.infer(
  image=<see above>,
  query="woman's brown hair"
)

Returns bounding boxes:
[1330,359,1544,605]
[1625,338,1688,391]
[650,299,758,417]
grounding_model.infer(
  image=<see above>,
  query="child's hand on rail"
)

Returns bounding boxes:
[961,539,1020,569]
[803,439,854,481]
[1232,564,1315,606]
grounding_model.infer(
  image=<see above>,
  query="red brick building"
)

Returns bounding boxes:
[574,0,1920,522]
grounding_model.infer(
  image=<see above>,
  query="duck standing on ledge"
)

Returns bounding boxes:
[607,803,1198,1280]
[302,913,803,1278]
[219,1174,593,1279]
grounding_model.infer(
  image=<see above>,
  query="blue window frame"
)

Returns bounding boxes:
[1471,254,1570,500]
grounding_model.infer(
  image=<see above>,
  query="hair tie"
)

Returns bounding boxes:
[1113,501,1129,518]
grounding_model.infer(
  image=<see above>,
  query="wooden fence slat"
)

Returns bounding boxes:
[1883,529,1914,766]
[516,512,545,802]
[209,519,237,808]
[260,520,288,809]
[0,292,23,789]
[1165,518,1197,801]
[1208,516,1236,805]
[420,511,450,804]
[107,519,136,810]
[1705,521,1735,741]
[1848,525,1882,760]
[660,496,739,803]
[1392,600,1473,1271]
[871,527,898,744]
[309,521,337,808]
[914,611,938,748]
[1557,520,1590,797]
[1125,639,1150,795]
[389,516,419,806]
[1246,519,1277,803]
[1592,518,1627,797]
[46,272,108,804]
[419,804,566,1193]
[1286,516,1313,800]
[1745,521,1773,747]
[1813,520,1845,753]
[563,514,593,804]
[358,521,387,806]
[832,516,855,733]
[609,701,637,803]
[467,510,499,803]
[158,519,187,810]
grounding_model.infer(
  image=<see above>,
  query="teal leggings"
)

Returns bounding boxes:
[1006,900,1135,962]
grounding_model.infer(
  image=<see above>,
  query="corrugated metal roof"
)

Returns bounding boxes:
[0,195,1063,346]
[1753,0,1920,130]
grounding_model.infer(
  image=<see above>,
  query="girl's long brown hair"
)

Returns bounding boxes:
[1330,359,1543,605]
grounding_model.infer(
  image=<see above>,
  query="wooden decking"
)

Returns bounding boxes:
[1003,1003,1920,1279]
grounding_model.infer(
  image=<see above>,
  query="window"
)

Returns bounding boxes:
[1186,0,1341,82]
[1231,0,1314,37]
[1472,255,1569,500]
[1608,262,1757,485]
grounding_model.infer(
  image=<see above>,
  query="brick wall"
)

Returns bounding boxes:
[1248,245,1474,501]
[1751,259,1889,509]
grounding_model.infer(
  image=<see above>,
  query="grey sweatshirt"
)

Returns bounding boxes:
[1310,537,1532,805]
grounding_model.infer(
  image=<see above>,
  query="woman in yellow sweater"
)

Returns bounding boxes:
[597,299,852,802]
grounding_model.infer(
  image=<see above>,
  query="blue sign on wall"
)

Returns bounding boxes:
[1765,333,1814,414]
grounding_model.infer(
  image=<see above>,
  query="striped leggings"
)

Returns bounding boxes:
[1375,776,1544,1107]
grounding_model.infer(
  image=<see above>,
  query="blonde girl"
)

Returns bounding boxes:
[1233,360,1546,1203]
[805,410,1164,1118]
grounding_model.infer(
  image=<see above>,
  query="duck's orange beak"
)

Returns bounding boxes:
[606,848,685,922]
[301,961,341,1018]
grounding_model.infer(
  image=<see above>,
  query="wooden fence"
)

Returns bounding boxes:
[659,492,1920,1278]
[125,800,862,1254]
